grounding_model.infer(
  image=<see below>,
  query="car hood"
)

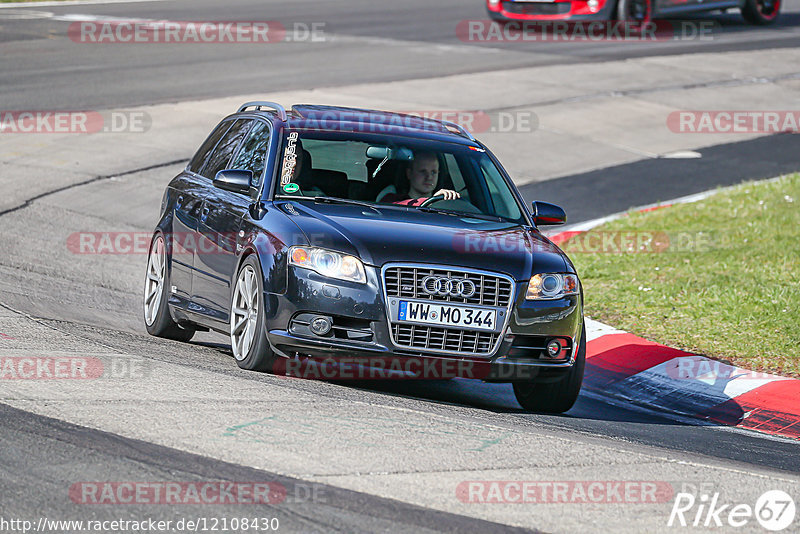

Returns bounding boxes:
[277,201,568,281]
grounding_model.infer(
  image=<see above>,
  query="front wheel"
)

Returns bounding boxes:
[741,0,780,24]
[513,324,586,413]
[616,0,652,32]
[143,233,195,342]
[230,256,276,371]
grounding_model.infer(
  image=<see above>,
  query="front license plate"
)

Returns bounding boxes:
[397,301,497,331]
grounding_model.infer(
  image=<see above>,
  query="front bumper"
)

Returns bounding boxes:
[487,0,615,21]
[266,265,583,382]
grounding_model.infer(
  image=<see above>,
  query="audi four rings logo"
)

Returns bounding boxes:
[422,276,476,298]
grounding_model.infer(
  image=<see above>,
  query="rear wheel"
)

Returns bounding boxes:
[513,324,586,413]
[230,256,276,371]
[143,233,195,342]
[741,0,780,24]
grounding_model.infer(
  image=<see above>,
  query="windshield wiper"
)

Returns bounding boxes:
[416,206,516,224]
[312,196,382,211]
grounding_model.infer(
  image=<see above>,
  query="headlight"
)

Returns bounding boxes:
[289,246,367,284]
[526,273,579,300]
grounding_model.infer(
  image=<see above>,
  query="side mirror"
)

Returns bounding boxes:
[532,201,566,226]
[213,169,252,194]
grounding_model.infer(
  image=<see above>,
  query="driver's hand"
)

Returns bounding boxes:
[434,189,461,201]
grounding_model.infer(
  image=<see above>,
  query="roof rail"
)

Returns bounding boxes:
[237,101,287,121]
[439,119,477,142]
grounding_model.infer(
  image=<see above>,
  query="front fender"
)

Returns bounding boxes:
[233,204,310,296]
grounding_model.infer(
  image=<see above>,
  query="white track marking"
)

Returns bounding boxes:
[0,0,162,9]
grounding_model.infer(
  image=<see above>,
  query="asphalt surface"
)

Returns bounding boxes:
[0,0,799,109]
[1,0,799,532]
[520,133,800,223]
[1,402,535,533]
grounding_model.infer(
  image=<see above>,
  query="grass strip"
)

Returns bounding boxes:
[568,173,799,377]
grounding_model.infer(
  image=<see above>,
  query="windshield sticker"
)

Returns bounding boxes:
[282,182,300,194]
[280,131,299,187]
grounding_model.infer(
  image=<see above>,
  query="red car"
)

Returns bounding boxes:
[486,0,780,25]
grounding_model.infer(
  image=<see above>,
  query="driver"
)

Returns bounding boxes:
[383,151,460,206]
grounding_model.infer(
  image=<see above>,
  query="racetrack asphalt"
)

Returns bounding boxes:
[1,0,799,531]
[1,0,800,110]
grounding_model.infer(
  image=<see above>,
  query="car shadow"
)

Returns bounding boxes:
[583,342,746,423]
[672,11,800,30]
[337,373,745,428]
[193,338,746,428]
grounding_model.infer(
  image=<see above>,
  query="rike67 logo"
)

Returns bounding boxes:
[668,490,796,531]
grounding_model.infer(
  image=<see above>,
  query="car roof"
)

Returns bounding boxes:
[237,103,481,146]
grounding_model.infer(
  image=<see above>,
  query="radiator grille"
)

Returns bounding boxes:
[503,1,571,15]
[383,265,514,356]
[384,266,513,307]
[392,324,498,355]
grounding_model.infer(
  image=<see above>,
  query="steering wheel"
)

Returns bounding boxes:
[419,195,445,207]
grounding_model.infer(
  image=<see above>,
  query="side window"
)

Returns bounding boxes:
[229,121,271,187]
[200,119,252,180]
[189,120,233,174]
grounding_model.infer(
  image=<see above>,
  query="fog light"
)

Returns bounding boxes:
[546,339,562,358]
[587,0,599,10]
[310,316,332,336]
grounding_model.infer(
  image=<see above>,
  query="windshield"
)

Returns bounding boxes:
[274,129,526,224]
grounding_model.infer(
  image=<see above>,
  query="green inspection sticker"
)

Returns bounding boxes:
[283,183,300,194]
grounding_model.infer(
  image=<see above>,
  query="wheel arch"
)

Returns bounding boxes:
[232,239,288,297]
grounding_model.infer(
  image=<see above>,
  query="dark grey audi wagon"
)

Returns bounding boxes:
[144,102,585,413]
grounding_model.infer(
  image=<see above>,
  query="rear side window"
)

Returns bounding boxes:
[200,119,253,179]
[230,121,271,187]
[189,120,232,174]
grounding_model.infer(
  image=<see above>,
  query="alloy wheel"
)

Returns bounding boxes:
[144,236,165,326]
[231,265,259,361]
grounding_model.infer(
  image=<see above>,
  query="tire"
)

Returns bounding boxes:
[230,255,276,372]
[488,11,507,23]
[741,0,780,24]
[143,233,196,342]
[513,324,586,414]
[616,0,652,31]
